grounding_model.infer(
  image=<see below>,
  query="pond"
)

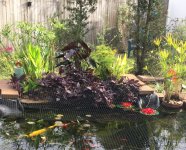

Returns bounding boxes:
[0,107,186,150]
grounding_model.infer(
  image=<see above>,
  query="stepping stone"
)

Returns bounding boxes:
[125,74,154,95]
[0,80,19,99]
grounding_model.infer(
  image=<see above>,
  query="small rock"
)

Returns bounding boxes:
[27,121,35,125]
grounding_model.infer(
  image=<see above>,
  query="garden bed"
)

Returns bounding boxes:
[0,74,156,109]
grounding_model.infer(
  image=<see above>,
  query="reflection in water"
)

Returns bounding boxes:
[0,110,186,149]
[149,113,186,150]
[96,120,150,149]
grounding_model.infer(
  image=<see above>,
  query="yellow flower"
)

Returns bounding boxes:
[154,37,162,46]
[165,34,173,46]
[159,50,169,60]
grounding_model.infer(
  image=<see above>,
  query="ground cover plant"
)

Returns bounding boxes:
[27,65,139,108]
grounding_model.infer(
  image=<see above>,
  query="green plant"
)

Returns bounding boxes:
[125,0,168,74]
[0,22,57,90]
[49,17,69,50]
[21,44,52,92]
[0,22,56,71]
[111,54,133,79]
[90,45,133,80]
[154,83,164,93]
[90,45,116,79]
[65,0,97,41]
[154,34,186,102]
[0,50,15,79]
[0,22,55,52]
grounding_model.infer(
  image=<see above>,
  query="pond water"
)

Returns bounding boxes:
[0,108,186,150]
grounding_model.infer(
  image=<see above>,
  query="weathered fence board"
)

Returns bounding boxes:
[0,0,127,43]
[0,0,169,44]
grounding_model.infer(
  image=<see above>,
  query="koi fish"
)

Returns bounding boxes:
[24,125,56,138]
[21,121,68,138]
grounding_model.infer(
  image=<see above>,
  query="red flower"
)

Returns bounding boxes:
[172,76,178,83]
[168,69,176,77]
[141,108,156,115]
[5,46,13,53]
[62,123,68,129]
[121,102,133,108]
[167,69,178,84]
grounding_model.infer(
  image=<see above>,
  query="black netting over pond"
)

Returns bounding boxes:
[0,96,186,150]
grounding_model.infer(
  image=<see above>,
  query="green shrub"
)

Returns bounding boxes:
[91,45,116,79]
[0,22,56,71]
[90,45,133,80]
[154,34,186,78]
[154,34,186,101]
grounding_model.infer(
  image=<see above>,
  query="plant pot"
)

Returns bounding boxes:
[182,100,186,109]
[162,100,183,109]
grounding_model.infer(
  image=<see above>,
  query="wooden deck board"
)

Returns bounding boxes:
[0,80,19,98]
[137,75,164,83]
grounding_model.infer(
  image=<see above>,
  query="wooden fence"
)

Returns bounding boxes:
[0,0,127,43]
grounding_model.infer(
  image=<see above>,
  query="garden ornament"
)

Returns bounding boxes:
[14,61,24,79]
[138,93,160,110]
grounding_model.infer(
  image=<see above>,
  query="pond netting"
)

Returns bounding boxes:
[0,94,165,150]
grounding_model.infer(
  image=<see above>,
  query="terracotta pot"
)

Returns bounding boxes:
[162,100,183,109]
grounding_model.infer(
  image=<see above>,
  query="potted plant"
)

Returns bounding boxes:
[162,68,183,108]
[154,34,186,108]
